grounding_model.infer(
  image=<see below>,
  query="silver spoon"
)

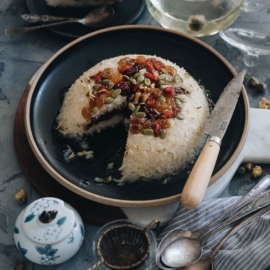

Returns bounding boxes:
[5,6,115,37]
[180,206,269,270]
[155,175,270,269]
[161,189,270,268]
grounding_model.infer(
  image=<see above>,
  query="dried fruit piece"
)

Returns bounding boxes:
[153,120,161,137]
[130,124,142,134]
[81,107,92,120]
[164,65,176,76]
[144,72,159,82]
[152,59,165,71]
[145,59,155,74]
[136,55,146,67]
[114,81,132,95]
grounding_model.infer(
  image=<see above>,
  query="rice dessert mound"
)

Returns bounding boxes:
[56,54,210,183]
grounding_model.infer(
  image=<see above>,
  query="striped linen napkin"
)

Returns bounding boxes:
[151,196,270,270]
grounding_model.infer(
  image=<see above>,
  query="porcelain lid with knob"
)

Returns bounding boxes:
[22,198,75,245]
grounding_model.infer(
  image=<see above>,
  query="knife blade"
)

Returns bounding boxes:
[181,70,246,209]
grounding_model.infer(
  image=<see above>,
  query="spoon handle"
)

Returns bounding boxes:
[201,190,270,243]
[209,207,268,259]
[5,19,78,37]
[196,175,270,237]
[21,14,73,23]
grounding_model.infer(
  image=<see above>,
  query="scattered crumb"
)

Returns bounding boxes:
[259,97,270,109]
[106,162,114,170]
[251,166,264,179]
[248,76,267,92]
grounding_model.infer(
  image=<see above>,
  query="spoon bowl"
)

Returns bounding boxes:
[5,6,115,37]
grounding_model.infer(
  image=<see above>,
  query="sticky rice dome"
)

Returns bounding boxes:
[56,55,210,183]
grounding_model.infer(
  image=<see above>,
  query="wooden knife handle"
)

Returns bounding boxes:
[181,138,221,209]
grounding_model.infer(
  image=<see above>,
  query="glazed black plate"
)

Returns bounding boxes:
[26,26,248,207]
[25,0,145,38]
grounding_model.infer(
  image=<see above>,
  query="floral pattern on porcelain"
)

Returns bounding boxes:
[14,197,84,265]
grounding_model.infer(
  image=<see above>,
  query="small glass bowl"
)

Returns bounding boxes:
[145,0,245,37]
[91,219,158,270]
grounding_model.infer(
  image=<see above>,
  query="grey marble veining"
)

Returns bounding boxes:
[0,1,270,269]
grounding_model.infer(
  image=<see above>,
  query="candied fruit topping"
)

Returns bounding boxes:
[85,56,190,138]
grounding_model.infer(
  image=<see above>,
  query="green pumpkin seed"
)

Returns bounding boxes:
[176,113,185,120]
[128,93,135,101]
[175,99,183,108]
[126,60,134,65]
[92,90,97,96]
[158,95,166,102]
[101,79,111,85]
[104,97,114,104]
[93,84,102,91]
[174,74,183,84]
[161,68,168,74]
[160,129,166,139]
[159,74,167,80]
[135,112,146,118]
[129,102,135,111]
[157,80,166,87]
[136,75,145,84]
[130,78,137,85]
[112,88,121,98]
[107,82,115,90]
[133,72,141,78]
[91,106,98,114]
[104,176,112,183]
[166,77,173,83]
[123,75,130,81]
[178,96,187,102]
[141,129,154,136]
[133,105,140,114]
[144,78,151,86]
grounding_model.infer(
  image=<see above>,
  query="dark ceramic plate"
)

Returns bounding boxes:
[25,0,145,38]
[25,26,249,207]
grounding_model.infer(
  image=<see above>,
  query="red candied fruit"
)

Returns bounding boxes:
[153,120,161,137]
[90,71,102,84]
[144,72,159,82]
[152,59,165,71]
[146,95,156,107]
[145,59,155,74]
[164,87,175,95]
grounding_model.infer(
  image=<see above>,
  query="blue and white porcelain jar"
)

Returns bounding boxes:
[14,197,84,265]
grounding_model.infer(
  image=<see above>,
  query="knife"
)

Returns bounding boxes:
[181,70,246,209]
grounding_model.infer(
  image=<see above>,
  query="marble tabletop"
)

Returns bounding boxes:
[1,1,270,269]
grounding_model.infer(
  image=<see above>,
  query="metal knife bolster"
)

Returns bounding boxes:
[208,136,222,146]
